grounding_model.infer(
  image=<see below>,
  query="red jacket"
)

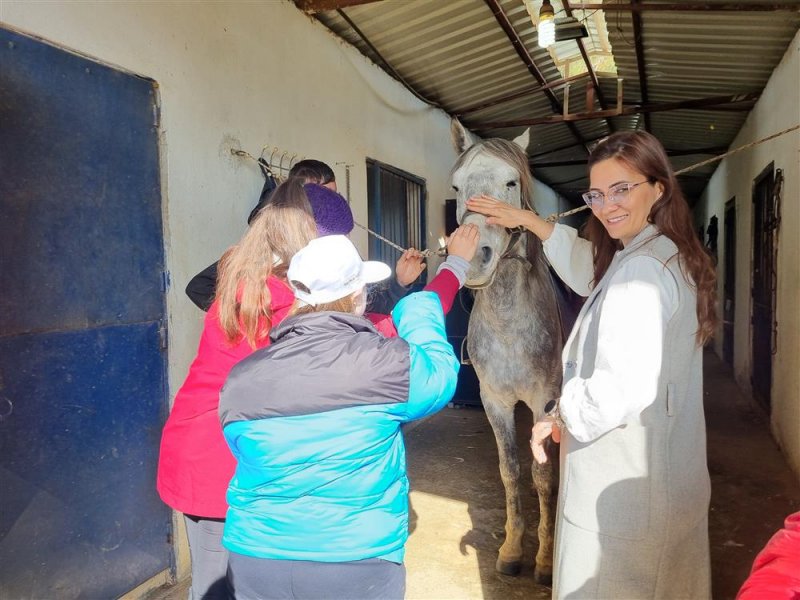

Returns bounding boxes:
[157,271,459,518]
[737,511,800,600]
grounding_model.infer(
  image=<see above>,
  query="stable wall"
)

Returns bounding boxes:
[696,29,800,479]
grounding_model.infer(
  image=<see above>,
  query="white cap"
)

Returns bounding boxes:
[287,235,391,306]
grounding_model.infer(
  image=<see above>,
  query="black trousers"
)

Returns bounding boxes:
[227,553,405,600]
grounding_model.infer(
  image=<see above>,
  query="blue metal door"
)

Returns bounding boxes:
[0,27,171,598]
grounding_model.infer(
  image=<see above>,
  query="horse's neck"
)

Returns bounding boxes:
[474,252,551,322]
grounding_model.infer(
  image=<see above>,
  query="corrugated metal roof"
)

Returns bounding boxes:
[310,0,799,204]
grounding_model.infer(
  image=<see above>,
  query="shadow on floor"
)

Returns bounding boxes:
[402,348,800,600]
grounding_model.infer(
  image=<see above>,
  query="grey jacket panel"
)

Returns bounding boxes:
[219,312,410,426]
[554,225,711,599]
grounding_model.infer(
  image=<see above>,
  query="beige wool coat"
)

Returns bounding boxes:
[544,224,712,599]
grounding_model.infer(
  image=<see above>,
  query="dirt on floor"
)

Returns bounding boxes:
[402,349,800,600]
[148,350,799,600]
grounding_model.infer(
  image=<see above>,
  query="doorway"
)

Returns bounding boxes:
[0,26,171,597]
[750,164,776,411]
[723,199,736,367]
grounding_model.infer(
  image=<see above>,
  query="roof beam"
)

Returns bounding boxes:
[478,92,759,129]
[482,0,591,154]
[456,73,589,117]
[295,0,383,13]
[563,0,615,133]
[568,3,799,11]
[631,0,651,132]
[530,146,728,167]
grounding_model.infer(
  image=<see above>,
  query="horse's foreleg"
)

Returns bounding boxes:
[531,437,559,585]
[482,396,524,576]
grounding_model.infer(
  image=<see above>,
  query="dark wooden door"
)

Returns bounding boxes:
[0,26,171,597]
[751,166,775,411]
[723,200,736,367]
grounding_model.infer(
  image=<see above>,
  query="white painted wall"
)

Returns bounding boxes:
[696,30,800,479]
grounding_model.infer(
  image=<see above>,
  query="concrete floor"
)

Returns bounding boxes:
[148,349,799,600]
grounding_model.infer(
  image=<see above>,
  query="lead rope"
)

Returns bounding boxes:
[544,124,799,223]
[230,124,797,255]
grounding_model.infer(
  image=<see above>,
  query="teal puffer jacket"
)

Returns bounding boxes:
[219,292,459,563]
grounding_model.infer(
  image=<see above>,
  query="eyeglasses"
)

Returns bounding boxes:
[581,180,650,208]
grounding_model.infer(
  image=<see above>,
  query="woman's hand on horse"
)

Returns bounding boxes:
[446,223,480,262]
[467,194,555,241]
[466,195,527,228]
[396,249,427,287]
[531,416,561,464]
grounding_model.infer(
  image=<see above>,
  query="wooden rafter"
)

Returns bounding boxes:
[631,0,651,132]
[456,73,589,117]
[568,3,799,11]
[530,146,728,168]
[482,0,591,153]
[563,0,615,133]
[294,0,383,13]
[478,92,760,129]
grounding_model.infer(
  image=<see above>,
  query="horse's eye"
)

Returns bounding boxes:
[506,181,517,188]
[452,185,460,192]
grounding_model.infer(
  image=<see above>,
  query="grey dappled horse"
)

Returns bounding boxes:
[450,120,562,584]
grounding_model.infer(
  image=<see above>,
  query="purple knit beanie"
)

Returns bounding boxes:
[303,183,354,237]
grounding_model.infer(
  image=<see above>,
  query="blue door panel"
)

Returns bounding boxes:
[0,27,163,335]
[0,25,170,598]
[0,323,170,598]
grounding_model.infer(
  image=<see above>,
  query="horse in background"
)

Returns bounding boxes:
[450,119,563,584]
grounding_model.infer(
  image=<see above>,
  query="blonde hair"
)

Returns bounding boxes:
[217,179,317,348]
[287,294,359,318]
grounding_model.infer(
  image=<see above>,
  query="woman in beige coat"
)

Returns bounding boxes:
[467,131,717,599]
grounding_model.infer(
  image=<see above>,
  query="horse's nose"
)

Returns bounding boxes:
[479,245,493,265]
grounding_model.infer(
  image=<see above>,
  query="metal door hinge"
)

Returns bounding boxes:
[160,271,171,293]
[158,322,168,351]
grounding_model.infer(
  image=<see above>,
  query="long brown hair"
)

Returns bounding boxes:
[216,179,317,348]
[584,131,717,344]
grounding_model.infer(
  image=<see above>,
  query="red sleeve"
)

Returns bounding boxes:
[366,312,398,338]
[737,512,800,600]
[423,269,460,315]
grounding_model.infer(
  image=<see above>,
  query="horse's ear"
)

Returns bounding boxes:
[451,118,476,154]
[512,127,531,152]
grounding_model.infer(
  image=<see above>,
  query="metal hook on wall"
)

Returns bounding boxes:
[269,147,279,166]
[279,151,289,175]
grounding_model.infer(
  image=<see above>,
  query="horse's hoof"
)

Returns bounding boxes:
[533,566,553,586]
[495,558,522,576]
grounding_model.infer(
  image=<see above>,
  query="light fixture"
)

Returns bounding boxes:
[537,0,556,49]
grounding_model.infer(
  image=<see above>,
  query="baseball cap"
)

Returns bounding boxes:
[288,235,391,306]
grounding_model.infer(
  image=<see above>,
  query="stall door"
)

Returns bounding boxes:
[0,27,171,598]
[751,165,775,411]
[723,200,736,367]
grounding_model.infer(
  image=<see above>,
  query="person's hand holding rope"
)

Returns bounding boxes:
[395,249,427,286]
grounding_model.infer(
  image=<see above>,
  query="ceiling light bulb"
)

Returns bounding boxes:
[538,18,555,48]
[538,0,556,48]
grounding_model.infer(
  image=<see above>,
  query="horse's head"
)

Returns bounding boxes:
[450,119,533,288]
